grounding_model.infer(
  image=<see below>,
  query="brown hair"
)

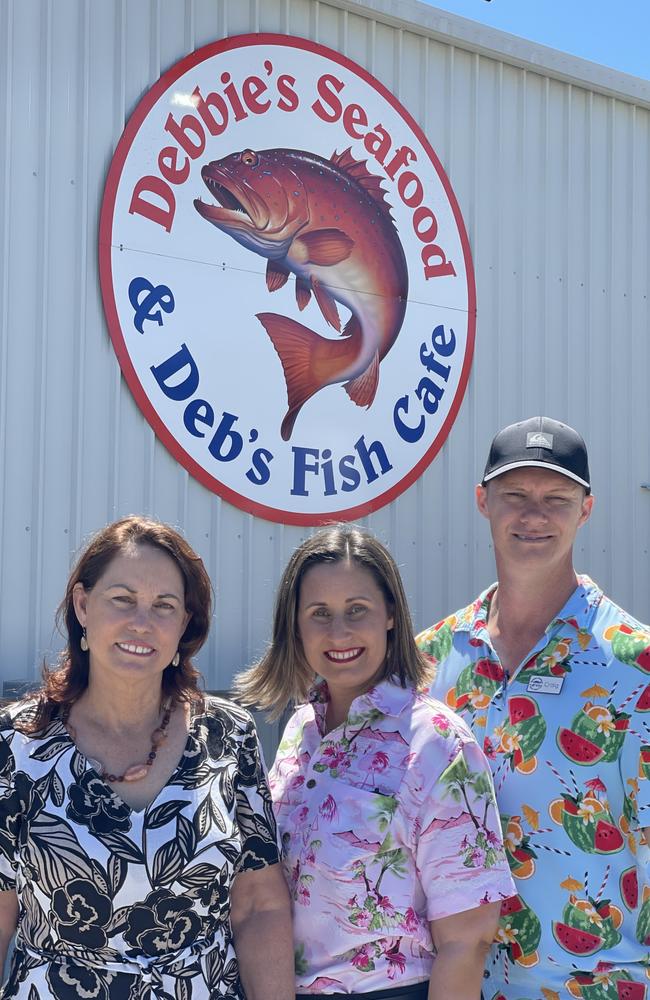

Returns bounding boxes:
[234,524,432,718]
[19,516,213,733]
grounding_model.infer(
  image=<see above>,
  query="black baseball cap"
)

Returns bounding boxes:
[482,416,591,493]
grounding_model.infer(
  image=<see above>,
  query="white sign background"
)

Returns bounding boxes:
[100,34,476,525]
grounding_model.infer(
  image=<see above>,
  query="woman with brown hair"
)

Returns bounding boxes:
[0,516,293,1000]
[236,524,514,1000]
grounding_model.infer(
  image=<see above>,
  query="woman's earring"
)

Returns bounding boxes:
[171,652,180,667]
[80,628,89,652]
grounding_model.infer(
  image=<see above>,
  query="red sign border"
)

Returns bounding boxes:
[99,32,476,526]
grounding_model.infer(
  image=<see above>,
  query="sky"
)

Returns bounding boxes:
[419,0,650,81]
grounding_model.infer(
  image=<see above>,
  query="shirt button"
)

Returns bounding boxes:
[306,778,316,788]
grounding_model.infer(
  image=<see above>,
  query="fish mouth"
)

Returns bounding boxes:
[194,165,270,231]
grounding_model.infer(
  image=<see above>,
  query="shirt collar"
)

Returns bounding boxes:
[467,574,603,643]
[308,675,416,733]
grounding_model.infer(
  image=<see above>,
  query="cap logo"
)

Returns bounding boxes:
[527,432,553,450]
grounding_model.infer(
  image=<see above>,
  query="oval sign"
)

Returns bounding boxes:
[100,33,475,525]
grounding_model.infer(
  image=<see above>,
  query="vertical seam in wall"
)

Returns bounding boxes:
[209,492,222,690]
[519,68,527,406]
[244,512,253,679]
[31,0,54,674]
[311,0,319,43]
[583,90,593,570]
[540,73,549,405]
[608,95,616,586]
[560,82,568,408]
[186,0,194,54]
[366,12,375,74]
[494,59,502,417]
[109,0,127,518]
[0,0,14,662]
[340,5,348,57]
[607,96,614,573]
[626,104,635,598]
[71,0,91,549]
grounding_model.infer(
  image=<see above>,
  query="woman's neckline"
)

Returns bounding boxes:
[57,696,204,814]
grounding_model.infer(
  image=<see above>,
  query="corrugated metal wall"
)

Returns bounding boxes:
[1,0,649,758]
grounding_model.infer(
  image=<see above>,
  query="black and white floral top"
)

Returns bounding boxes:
[0,695,281,1000]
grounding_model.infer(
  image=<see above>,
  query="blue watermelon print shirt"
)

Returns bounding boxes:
[417,576,650,1000]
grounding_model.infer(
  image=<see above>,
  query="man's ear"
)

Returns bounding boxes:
[72,582,88,627]
[579,493,594,527]
[476,483,490,519]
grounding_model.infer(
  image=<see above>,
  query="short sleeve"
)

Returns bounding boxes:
[0,728,19,890]
[415,737,515,921]
[233,714,282,876]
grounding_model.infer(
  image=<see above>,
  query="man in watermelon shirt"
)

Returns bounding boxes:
[417,416,650,1000]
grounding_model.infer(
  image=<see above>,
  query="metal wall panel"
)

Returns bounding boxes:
[1,0,648,757]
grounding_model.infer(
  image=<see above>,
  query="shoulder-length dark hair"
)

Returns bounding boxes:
[20,516,213,733]
[235,523,432,718]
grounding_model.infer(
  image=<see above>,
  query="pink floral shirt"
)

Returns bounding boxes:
[270,678,515,993]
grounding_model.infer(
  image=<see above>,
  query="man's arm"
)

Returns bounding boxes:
[428,901,501,1000]
[0,889,18,982]
[230,863,294,1000]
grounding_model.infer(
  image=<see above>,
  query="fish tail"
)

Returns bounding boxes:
[257,312,338,440]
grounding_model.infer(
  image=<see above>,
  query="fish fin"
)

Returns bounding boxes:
[266,259,290,292]
[342,312,360,339]
[311,278,341,331]
[295,276,311,311]
[293,229,353,266]
[330,147,391,209]
[343,349,380,408]
[256,312,330,440]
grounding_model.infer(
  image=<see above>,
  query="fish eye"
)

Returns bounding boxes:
[241,149,258,166]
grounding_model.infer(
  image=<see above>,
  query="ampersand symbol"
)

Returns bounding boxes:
[128,277,175,334]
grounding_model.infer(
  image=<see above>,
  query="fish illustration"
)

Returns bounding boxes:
[194,147,408,440]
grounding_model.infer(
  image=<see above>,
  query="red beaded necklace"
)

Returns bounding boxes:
[61,701,174,783]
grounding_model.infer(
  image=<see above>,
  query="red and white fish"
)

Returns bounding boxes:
[194,147,408,440]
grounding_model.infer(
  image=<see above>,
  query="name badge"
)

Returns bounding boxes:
[527,675,564,695]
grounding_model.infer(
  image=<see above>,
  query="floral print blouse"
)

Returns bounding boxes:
[0,696,280,1000]
[270,677,515,993]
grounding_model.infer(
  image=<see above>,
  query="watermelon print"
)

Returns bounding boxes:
[417,576,650,1000]
[558,702,630,765]
[635,890,650,945]
[449,658,503,712]
[565,968,647,1000]
[502,814,537,880]
[497,704,546,772]
[557,727,605,764]
[515,635,574,684]
[620,867,639,910]
[270,678,514,993]
[416,618,454,665]
[553,895,622,956]
[495,892,541,966]
[548,791,624,855]
[639,747,650,781]
[604,625,650,675]
[635,686,650,712]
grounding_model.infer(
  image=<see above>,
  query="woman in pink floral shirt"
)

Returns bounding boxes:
[236,526,514,1000]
